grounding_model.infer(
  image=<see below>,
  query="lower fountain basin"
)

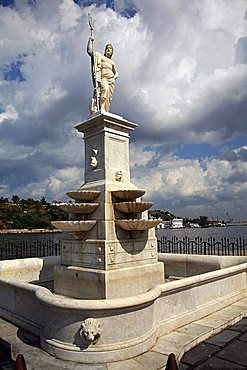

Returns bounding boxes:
[116,219,161,231]
[52,220,97,239]
[51,220,96,232]
[0,257,246,364]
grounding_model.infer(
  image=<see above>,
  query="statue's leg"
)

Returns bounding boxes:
[102,83,114,113]
[100,82,109,112]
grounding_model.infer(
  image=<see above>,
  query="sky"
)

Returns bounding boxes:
[0,0,247,221]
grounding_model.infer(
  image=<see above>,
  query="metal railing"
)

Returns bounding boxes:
[157,235,247,256]
[0,239,61,260]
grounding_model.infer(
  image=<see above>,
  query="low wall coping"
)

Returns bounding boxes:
[4,260,245,312]
[0,229,62,235]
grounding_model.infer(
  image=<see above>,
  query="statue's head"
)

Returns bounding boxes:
[104,44,114,58]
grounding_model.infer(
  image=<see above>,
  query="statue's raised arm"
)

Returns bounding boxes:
[87,14,119,114]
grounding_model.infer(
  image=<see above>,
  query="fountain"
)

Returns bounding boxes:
[51,112,164,302]
[0,14,247,369]
[23,108,164,363]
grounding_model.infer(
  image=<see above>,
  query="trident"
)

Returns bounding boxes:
[88,13,100,111]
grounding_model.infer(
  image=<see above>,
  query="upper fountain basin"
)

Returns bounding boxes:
[66,190,101,201]
[112,189,145,200]
[59,203,99,214]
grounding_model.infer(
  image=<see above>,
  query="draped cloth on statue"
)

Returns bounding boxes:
[94,51,116,112]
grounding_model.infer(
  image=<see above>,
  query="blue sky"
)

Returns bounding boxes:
[0,0,247,221]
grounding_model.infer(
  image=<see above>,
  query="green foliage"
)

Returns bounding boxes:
[0,196,67,230]
[11,195,20,203]
[0,197,8,204]
[199,216,209,227]
[149,209,175,220]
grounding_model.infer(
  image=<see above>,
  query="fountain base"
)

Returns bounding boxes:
[54,261,164,299]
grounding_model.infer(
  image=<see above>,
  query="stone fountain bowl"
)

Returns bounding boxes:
[51,220,97,232]
[112,189,145,200]
[116,219,161,231]
[114,202,153,213]
[66,190,100,201]
[59,203,99,214]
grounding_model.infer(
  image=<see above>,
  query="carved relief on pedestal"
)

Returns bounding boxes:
[80,318,102,345]
[115,170,122,181]
[90,148,98,169]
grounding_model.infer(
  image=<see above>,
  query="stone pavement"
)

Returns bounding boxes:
[0,296,247,369]
[178,317,247,369]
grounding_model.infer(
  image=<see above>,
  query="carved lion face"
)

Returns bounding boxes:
[80,318,101,345]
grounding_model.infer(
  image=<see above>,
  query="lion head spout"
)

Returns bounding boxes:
[80,318,102,345]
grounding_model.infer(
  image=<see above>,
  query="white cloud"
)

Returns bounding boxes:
[0,105,19,123]
[131,144,247,220]
[113,0,247,144]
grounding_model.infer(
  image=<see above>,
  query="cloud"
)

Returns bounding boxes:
[0,104,19,123]
[221,146,247,162]
[115,0,247,145]
[235,37,247,63]
[130,143,247,220]
[0,0,247,221]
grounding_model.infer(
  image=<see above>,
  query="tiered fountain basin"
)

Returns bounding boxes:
[114,201,153,213]
[59,203,99,214]
[112,189,145,200]
[51,220,97,239]
[66,190,100,201]
[116,219,161,231]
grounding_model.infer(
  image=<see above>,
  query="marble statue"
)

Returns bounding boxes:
[87,15,119,114]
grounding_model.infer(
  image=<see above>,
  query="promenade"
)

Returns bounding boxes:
[178,316,247,369]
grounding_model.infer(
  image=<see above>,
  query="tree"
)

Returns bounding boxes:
[40,196,47,205]
[0,197,8,204]
[0,195,66,229]
[149,209,175,221]
[11,195,20,203]
[199,216,208,227]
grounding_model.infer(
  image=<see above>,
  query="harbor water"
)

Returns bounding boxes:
[1,226,246,244]
[156,225,247,242]
[0,230,61,245]
[0,227,246,260]
[0,230,61,260]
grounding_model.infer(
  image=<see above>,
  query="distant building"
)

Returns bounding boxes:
[170,218,184,229]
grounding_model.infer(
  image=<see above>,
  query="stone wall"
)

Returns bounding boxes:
[159,253,247,277]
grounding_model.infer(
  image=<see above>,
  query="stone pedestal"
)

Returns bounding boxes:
[54,112,164,299]
[78,111,137,185]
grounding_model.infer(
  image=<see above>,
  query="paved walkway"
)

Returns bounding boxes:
[178,317,247,369]
[0,296,247,369]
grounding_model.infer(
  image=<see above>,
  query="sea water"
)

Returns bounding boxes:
[156,225,247,242]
